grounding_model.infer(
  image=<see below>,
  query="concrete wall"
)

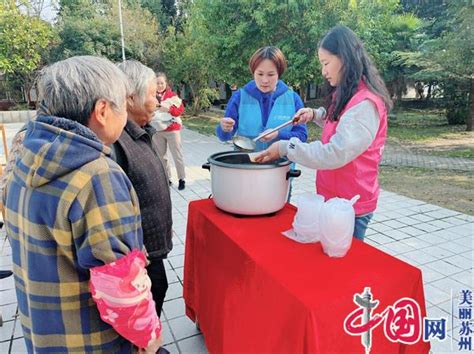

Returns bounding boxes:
[0,110,36,124]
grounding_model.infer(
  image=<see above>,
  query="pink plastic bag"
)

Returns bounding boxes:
[90,249,161,349]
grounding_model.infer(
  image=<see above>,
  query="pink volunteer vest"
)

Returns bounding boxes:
[317,80,388,215]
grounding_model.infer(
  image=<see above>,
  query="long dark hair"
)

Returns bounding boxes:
[319,25,392,121]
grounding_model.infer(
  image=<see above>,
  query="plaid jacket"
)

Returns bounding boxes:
[3,115,143,353]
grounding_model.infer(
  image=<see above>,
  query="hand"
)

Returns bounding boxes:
[220,117,235,133]
[254,142,281,164]
[138,334,163,354]
[293,107,314,125]
[258,129,278,142]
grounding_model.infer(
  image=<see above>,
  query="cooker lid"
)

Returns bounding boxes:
[208,151,291,169]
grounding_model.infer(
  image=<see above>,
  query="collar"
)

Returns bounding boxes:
[36,115,101,143]
[125,119,156,140]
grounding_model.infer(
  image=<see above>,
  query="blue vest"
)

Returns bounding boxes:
[237,89,296,151]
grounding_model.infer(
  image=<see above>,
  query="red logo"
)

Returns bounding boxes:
[344,287,422,353]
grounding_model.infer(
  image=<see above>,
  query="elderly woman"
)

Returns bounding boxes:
[3,56,162,353]
[113,60,173,317]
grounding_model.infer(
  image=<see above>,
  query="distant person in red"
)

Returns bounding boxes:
[151,73,186,190]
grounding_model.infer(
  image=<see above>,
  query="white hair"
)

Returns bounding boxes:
[38,56,130,125]
[117,60,156,107]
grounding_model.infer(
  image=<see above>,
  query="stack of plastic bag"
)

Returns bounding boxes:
[283,193,359,258]
[319,195,359,257]
[283,193,324,243]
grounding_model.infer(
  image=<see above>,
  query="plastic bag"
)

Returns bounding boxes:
[282,193,324,243]
[282,227,318,244]
[319,195,360,257]
[90,250,161,349]
[282,193,359,258]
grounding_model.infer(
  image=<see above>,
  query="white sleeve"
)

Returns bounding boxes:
[312,108,326,128]
[279,100,380,170]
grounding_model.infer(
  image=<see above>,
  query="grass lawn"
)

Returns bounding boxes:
[182,114,220,136]
[387,108,473,158]
[379,166,474,215]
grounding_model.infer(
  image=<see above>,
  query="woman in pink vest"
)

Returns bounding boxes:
[256,25,392,240]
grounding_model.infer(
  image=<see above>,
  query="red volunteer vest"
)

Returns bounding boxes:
[316,80,388,215]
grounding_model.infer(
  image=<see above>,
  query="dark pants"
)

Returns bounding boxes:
[146,258,168,317]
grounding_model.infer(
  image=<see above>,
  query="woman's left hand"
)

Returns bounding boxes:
[254,142,281,163]
[293,107,314,124]
[258,129,278,142]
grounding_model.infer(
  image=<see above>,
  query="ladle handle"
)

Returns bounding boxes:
[253,119,295,142]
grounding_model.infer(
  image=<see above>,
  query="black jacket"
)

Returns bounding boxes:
[112,119,173,258]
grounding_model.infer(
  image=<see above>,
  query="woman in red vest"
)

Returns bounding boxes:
[151,72,186,190]
[256,25,393,240]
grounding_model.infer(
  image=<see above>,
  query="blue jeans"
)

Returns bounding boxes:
[353,213,374,241]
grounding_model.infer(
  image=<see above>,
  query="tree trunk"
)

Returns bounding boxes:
[426,82,433,101]
[299,83,307,103]
[188,83,200,115]
[24,82,32,106]
[467,79,473,132]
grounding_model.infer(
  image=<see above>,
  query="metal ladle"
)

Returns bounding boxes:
[233,119,296,152]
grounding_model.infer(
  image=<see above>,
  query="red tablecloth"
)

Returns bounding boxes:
[184,199,430,354]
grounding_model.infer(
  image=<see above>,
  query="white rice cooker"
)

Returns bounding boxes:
[202,151,301,215]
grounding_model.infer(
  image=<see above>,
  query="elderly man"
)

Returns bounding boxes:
[113,61,173,318]
[3,56,162,353]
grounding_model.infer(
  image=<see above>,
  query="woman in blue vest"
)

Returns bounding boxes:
[216,46,307,151]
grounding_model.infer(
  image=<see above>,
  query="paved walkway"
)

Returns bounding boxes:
[381,144,474,172]
[0,125,472,353]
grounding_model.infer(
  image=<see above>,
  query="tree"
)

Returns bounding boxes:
[0,0,54,103]
[160,23,219,114]
[400,0,448,37]
[398,0,448,101]
[51,0,160,67]
[141,0,177,31]
[431,2,473,130]
[188,0,420,103]
[338,0,422,103]
[174,0,192,33]
[395,1,473,130]
[17,0,59,21]
[188,0,346,99]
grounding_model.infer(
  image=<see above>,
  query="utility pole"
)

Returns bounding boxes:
[118,0,126,62]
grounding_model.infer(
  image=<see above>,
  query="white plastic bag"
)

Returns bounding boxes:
[282,193,324,244]
[283,193,360,257]
[319,195,360,257]
[282,228,318,244]
[293,193,324,226]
